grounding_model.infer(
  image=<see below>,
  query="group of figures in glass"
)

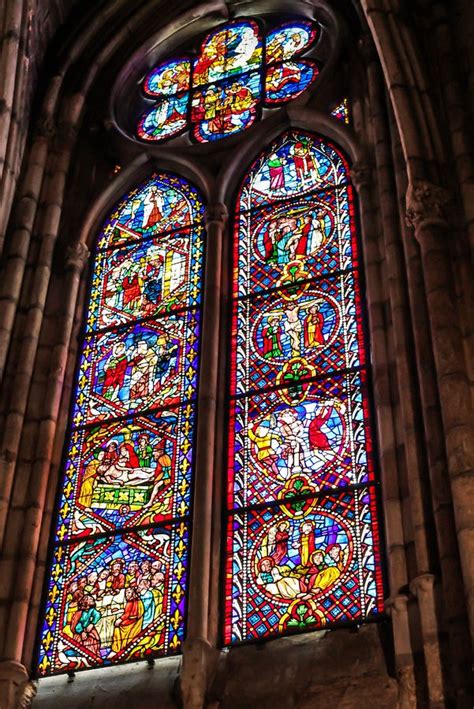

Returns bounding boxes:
[225,130,382,642]
[38,175,200,674]
[37,15,382,678]
[55,538,169,666]
[137,20,319,143]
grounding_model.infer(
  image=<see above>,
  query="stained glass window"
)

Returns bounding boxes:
[224,131,384,643]
[331,98,350,124]
[137,19,319,144]
[37,173,204,675]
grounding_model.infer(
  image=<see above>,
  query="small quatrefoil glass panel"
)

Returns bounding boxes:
[137,19,319,144]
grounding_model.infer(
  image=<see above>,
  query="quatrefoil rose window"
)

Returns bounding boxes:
[137,19,319,144]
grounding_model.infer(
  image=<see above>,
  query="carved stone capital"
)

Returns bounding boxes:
[36,114,55,139]
[65,241,90,273]
[405,180,450,232]
[0,661,30,709]
[351,161,373,191]
[205,203,228,226]
[409,573,436,598]
[385,593,409,617]
[16,680,38,708]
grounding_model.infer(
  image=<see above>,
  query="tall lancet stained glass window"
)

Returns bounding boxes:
[37,174,204,675]
[224,132,384,643]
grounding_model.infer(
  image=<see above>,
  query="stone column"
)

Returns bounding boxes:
[406,181,474,642]
[390,115,471,703]
[0,97,83,551]
[180,203,227,709]
[0,0,26,254]
[364,41,434,575]
[410,574,444,707]
[2,241,89,666]
[385,595,416,709]
[352,161,409,595]
[0,117,53,385]
[0,660,36,709]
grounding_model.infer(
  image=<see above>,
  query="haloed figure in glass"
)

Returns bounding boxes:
[225,131,383,643]
[38,173,203,675]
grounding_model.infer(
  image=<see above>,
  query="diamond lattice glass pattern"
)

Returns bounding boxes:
[224,131,384,644]
[37,174,204,675]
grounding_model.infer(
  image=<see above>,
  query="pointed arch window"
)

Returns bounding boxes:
[36,7,385,680]
[224,131,384,642]
[37,174,204,675]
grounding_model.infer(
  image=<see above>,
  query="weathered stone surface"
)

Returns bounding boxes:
[34,658,180,709]
[33,627,397,709]
[217,625,397,709]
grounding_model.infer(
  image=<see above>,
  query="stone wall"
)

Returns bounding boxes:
[34,626,397,709]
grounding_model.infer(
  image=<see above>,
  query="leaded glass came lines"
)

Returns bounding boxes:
[37,174,204,675]
[137,19,319,144]
[224,131,384,644]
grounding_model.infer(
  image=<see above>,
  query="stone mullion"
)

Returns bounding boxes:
[207,200,231,648]
[180,203,227,709]
[351,161,409,596]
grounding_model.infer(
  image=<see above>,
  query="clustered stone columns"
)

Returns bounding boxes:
[410,574,444,707]
[0,0,31,256]
[385,596,416,709]
[0,240,89,709]
[180,203,228,709]
[351,160,417,701]
[351,158,409,596]
[406,181,474,642]
[362,41,457,705]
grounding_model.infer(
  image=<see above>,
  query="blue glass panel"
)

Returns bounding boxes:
[143,58,191,97]
[137,95,189,142]
[191,71,261,143]
[55,404,195,542]
[38,173,204,676]
[88,226,204,331]
[72,311,200,427]
[38,523,189,674]
[264,61,318,104]
[97,174,204,250]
